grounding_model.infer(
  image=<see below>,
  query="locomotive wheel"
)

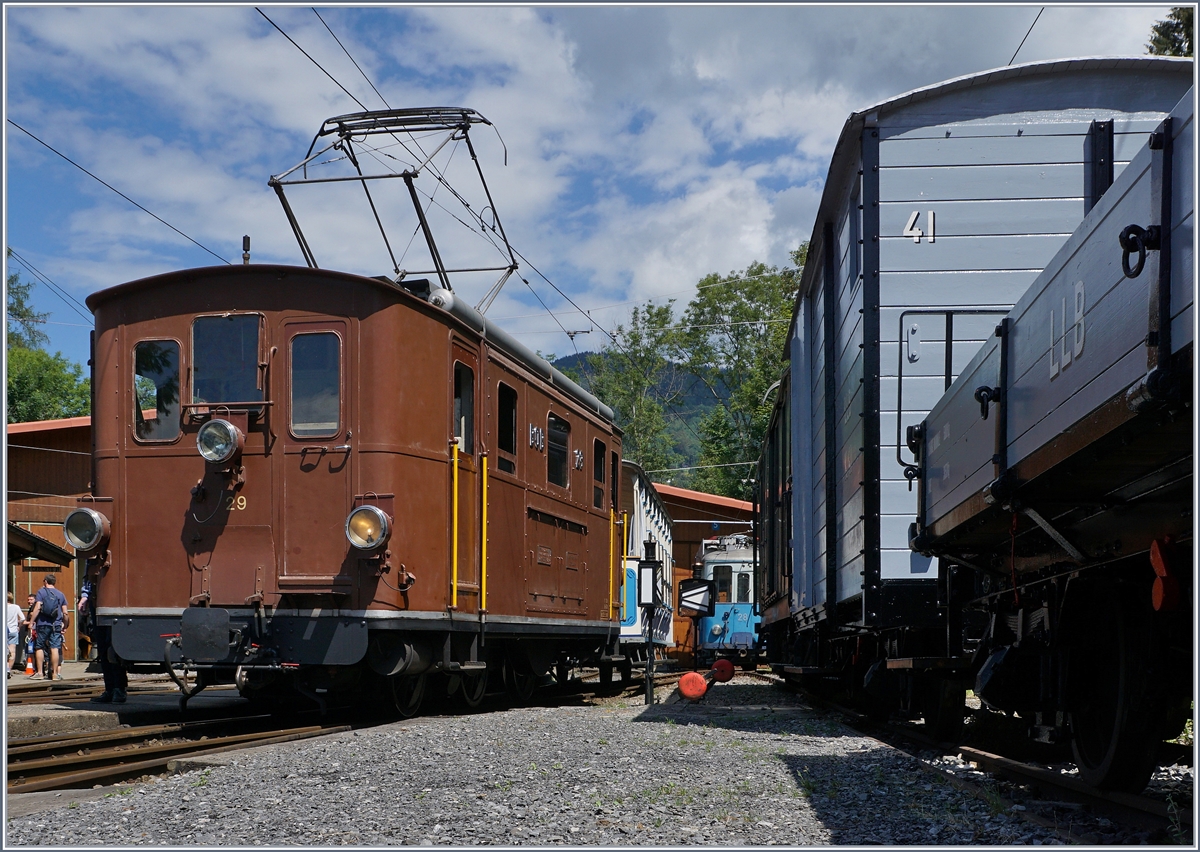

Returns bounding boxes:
[456,670,488,709]
[1067,585,1159,792]
[504,661,537,705]
[390,673,426,718]
[922,678,966,743]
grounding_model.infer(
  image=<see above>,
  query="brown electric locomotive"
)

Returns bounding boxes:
[65,264,625,714]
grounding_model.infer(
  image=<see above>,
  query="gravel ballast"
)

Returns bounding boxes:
[6,678,1069,846]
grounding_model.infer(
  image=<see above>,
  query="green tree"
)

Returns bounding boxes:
[573,302,685,475]
[1148,7,1193,56]
[7,263,50,350]
[7,252,91,423]
[679,244,806,499]
[7,346,90,423]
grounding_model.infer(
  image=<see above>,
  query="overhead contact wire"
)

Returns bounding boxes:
[6,120,230,265]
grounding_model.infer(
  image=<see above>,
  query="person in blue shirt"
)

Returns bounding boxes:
[28,575,68,680]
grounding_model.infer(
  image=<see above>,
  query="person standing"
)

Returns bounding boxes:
[81,569,127,704]
[28,575,68,680]
[6,593,23,678]
[76,577,94,660]
[21,594,36,672]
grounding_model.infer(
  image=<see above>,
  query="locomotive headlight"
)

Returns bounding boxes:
[197,418,243,464]
[346,505,391,551]
[64,508,111,554]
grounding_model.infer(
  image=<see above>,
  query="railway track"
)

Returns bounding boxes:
[770,674,1193,844]
[4,676,200,707]
[6,717,350,794]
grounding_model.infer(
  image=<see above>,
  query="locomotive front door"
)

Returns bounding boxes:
[279,319,354,593]
[450,341,480,612]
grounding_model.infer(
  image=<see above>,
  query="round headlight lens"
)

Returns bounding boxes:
[64,508,110,553]
[346,505,391,551]
[197,419,242,464]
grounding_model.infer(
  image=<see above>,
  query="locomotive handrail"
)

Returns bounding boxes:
[451,438,460,611]
[481,453,488,613]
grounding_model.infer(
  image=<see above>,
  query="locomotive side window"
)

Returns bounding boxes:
[497,382,517,473]
[547,414,570,487]
[593,439,606,508]
[453,362,475,454]
[290,332,341,437]
[610,450,619,509]
[192,314,262,406]
[133,340,181,441]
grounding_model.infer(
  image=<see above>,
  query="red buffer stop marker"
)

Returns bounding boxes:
[677,658,739,702]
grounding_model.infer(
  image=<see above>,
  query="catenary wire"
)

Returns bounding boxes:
[7,249,94,321]
[1008,7,1044,65]
[7,120,230,265]
[312,8,392,109]
[256,8,369,111]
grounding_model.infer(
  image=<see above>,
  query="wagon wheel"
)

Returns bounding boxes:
[598,661,614,689]
[457,669,488,709]
[390,673,426,719]
[504,660,537,705]
[619,655,633,684]
[922,678,966,743]
[1066,584,1159,792]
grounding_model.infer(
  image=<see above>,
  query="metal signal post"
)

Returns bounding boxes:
[637,539,661,706]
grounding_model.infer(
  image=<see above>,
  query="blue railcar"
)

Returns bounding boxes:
[691,535,760,670]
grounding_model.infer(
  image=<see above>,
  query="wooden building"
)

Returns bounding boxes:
[6,415,91,660]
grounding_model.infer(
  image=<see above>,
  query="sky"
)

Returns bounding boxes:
[3,3,1181,369]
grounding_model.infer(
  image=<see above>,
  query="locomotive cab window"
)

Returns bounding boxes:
[133,340,181,441]
[497,382,517,473]
[593,439,606,508]
[453,362,474,454]
[736,572,751,604]
[547,414,570,488]
[290,332,341,437]
[192,314,263,409]
[713,564,733,603]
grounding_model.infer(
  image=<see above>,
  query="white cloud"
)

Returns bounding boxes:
[4,4,1179,365]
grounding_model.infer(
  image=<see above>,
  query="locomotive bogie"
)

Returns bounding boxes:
[87,265,625,704]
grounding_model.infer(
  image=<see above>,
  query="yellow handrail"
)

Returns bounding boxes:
[451,440,459,610]
[620,510,629,622]
[481,453,488,612]
[608,508,615,620]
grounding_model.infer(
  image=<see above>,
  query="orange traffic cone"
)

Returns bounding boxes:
[25,654,36,676]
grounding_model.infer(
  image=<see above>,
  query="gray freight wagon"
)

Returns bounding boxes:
[908,88,1193,792]
[757,58,1191,738]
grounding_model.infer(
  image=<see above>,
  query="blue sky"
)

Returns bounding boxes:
[4,4,1177,369]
